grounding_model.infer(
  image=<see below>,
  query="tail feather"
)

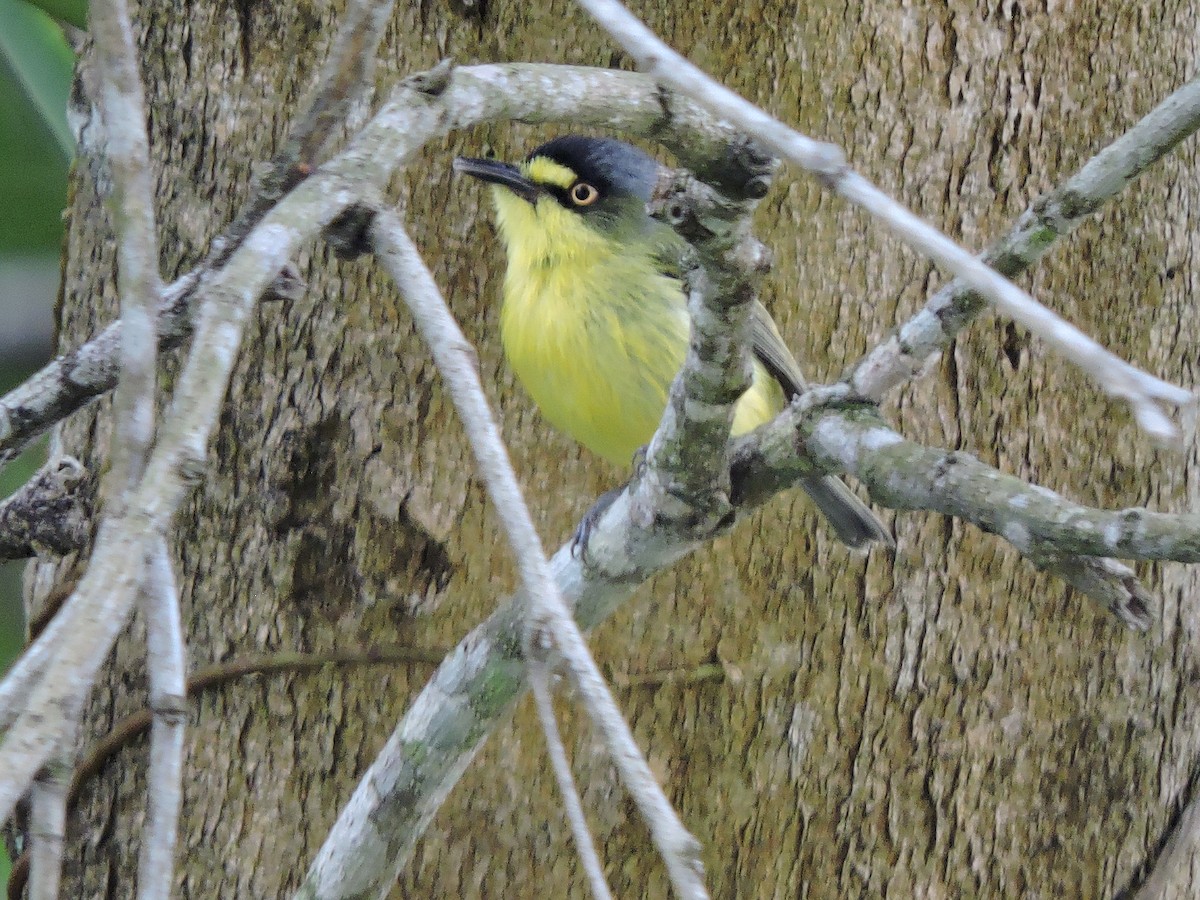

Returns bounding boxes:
[799,476,893,549]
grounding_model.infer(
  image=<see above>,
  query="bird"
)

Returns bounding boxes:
[453,135,890,548]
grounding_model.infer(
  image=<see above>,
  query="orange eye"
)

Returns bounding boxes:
[570,182,599,206]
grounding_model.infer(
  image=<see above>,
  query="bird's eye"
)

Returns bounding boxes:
[570,182,599,206]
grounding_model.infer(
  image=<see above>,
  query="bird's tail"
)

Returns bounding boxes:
[799,476,893,550]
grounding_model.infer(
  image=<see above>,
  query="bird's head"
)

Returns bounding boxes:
[454,135,662,265]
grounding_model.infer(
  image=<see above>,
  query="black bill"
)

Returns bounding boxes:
[452,157,543,205]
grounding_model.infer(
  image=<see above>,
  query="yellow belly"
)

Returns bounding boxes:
[499,252,783,466]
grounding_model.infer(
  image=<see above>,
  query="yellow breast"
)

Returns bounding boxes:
[493,190,782,466]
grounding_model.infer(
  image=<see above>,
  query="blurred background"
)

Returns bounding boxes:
[0,0,85,881]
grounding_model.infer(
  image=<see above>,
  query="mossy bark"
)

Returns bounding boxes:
[33,0,1200,896]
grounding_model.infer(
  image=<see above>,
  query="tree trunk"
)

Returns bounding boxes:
[32,0,1200,896]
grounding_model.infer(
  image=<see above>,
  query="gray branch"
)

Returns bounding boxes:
[91,0,163,497]
[849,77,1200,402]
[0,457,89,561]
[732,392,1197,627]
[795,405,1199,566]
[639,165,767,519]
[135,537,187,900]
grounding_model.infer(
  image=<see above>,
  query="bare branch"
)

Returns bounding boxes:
[574,0,1194,443]
[285,0,397,168]
[732,391,1194,627]
[849,77,1200,402]
[0,0,396,484]
[90,0,163,494]
[797,406,1200,567]
[329,211,707,899]
[529,663,613,900]
[27,752,72,900]
[136,537,187,900]
[637,167,763,523]
[0,55,772,853]
[291,555,654,900]
[0,457,89,560]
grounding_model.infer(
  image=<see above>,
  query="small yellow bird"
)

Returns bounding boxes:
[455,136,889,548]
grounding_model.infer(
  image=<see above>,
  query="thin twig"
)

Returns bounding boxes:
[0,205,319,824]
[76,647,447,806]
[574,0,1194,443]
[136,537,186,900]
[361,212,707,899]
[848,77,1200,403]
[90,0,163,495]
[6,644,444,900]
[529,663,614,900]
[26,751,72,900]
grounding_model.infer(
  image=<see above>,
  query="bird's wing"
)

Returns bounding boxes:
[649,225,807,398]
[749,301,807,398]
[748,302,892,547]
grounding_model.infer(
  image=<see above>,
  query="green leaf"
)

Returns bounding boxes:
[20,0,86,30]
[0,0,75,164]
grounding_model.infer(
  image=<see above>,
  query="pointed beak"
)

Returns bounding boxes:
[453,157,543,205]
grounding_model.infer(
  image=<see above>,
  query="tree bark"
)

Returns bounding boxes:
[30,0,1200,896]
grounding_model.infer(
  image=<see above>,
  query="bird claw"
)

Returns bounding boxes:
[570,486,623,563]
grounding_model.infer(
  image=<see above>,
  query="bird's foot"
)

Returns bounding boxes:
[570,486,624,563]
